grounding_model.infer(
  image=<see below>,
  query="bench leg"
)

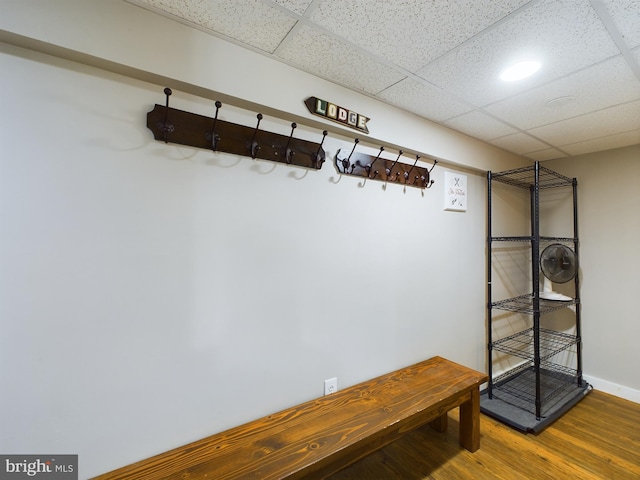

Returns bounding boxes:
[459,387,481,452]
[429,413,448,433]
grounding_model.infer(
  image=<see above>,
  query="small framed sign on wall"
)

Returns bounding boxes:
[444,171,467,212]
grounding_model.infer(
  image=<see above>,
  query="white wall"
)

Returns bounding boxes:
[0,41,494,478]
[545,146,640,402]
[1,1,637,478]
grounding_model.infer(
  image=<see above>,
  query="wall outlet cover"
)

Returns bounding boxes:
[324,377,338,395]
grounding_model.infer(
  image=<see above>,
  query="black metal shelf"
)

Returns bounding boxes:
[491,236,531,242]
[490,164,574,189]
[491,294,577,315]
[484,162,587,430]
[490,362,584,416]
[491,327,578,362]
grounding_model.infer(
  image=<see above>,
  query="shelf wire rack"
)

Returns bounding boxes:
[491,294,577,315]
[492,327,578,362]
[490,164,574,189]
[492,362,580,416]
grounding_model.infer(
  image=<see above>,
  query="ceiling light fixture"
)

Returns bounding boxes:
[500,61,541,81]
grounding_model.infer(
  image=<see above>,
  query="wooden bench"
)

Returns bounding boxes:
[94,356,487,480]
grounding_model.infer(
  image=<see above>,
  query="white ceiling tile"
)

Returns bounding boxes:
[273,0,314,16]
[417,0,621,106]
[443,110,518,139]
[561,129,640,156]
[376,77,473,122]
[602,0,640,47]
[133,0,296,52]
[305,0,531,72]
[523,148,567,161]
[275,24,406,95]
[530,100,640,145]
[489,132,551,155]
[128,0,640,158]
[486,55,640,129]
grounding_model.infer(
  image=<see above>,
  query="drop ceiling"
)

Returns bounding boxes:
[127,0,640,161]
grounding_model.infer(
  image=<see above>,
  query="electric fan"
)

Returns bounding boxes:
[539,243,576,301]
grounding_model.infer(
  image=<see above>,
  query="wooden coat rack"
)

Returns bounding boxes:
[146,88,438,191]
[147,88,328,169]
[335,139,437,189]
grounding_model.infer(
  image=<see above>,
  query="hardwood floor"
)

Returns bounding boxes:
[327,390,640,479]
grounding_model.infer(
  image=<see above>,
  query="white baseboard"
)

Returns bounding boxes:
[583,374,640,404]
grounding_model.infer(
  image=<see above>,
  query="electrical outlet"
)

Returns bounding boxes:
[324,377,338,395]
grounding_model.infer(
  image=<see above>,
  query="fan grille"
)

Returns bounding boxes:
[540,243,576,283]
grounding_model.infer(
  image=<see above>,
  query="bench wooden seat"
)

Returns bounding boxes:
[94,356,487,480]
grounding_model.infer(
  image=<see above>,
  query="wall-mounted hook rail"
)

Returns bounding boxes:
[334,143,437,190]
[146,88,327,169]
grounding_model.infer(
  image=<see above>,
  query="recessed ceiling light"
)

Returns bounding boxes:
[500,61,541,81]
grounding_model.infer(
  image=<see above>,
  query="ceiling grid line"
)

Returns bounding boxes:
[590,0,640,81]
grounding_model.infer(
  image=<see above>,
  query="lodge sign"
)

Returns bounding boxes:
[304,97,370,134]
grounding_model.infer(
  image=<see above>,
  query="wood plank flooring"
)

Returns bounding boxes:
[327,390,640,479]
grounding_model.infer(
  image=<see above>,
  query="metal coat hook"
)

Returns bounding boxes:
[250,113,263,159]
[284,122,297,164]
[339,138,359,173]
[210,100,222,151]
[404,155,420,183]
[386,150,403,180]
[367,146,385,178]
[314,130,328,168]
[161,88,174,143]
[421,159,438,188]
